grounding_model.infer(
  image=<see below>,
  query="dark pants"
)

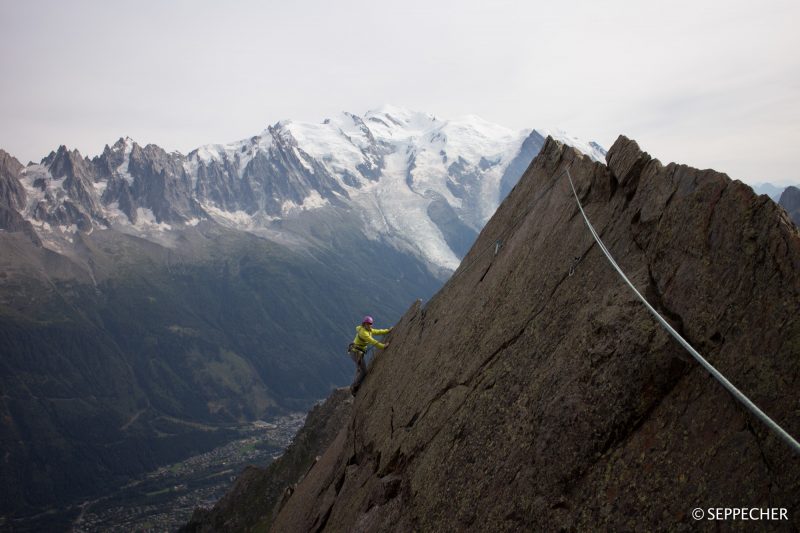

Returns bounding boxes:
[348,344,368,389]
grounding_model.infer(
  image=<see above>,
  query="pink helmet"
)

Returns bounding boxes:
[362,315,374,325]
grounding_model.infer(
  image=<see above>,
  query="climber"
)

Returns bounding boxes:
[347,315,391,394]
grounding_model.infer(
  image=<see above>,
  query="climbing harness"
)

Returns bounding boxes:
[564,167,800,455]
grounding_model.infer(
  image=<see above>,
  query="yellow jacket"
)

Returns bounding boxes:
[352,325,390,351]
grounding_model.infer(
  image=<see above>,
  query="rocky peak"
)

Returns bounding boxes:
[0,149,40,244]
[94,137,131,177]
[192,151,246,213]
[0,149,26,211]
[269,122,298,148]
[126,142,203,223]
[264,135,800,531]
[45,145,87,179]
[92,137,141,223]
[28,137,205,228]
[34,145,105,231]
[779,185,800,226]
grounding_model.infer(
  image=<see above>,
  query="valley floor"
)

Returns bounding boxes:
[6,413,306,532]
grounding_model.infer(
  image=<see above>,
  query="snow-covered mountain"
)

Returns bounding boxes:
[6,106,606,272]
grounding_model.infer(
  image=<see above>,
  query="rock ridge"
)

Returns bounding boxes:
[0,150,41,245]
[266,135,800,531]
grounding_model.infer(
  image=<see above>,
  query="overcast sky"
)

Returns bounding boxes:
[1,0,798,185]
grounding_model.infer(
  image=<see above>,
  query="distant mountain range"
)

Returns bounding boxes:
[779,185,800,225]
[751,182,793,202]
[0,107,606,525]
[4,105,606,274]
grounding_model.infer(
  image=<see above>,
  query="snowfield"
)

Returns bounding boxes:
[23,106,606,272]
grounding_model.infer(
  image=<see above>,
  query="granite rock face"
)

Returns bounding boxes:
[779,185,800,226]
[40,145,107,229]
[267,136,800,531]
[32,140,204,229]
[127,143,203,223]
[0,150,41,244]
[0,149,26,211]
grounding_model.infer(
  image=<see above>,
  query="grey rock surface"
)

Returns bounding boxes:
[0,149,26,211]
[269,135,800,532]
[0,150,41,244]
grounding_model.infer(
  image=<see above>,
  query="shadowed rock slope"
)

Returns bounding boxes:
[181,389,353,533]
[267,136,800,531]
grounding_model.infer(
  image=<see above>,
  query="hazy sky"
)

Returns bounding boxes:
[2,0,798,185]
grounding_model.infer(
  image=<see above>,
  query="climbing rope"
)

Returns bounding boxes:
[565,167,800,455]
[446,161,798,453]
